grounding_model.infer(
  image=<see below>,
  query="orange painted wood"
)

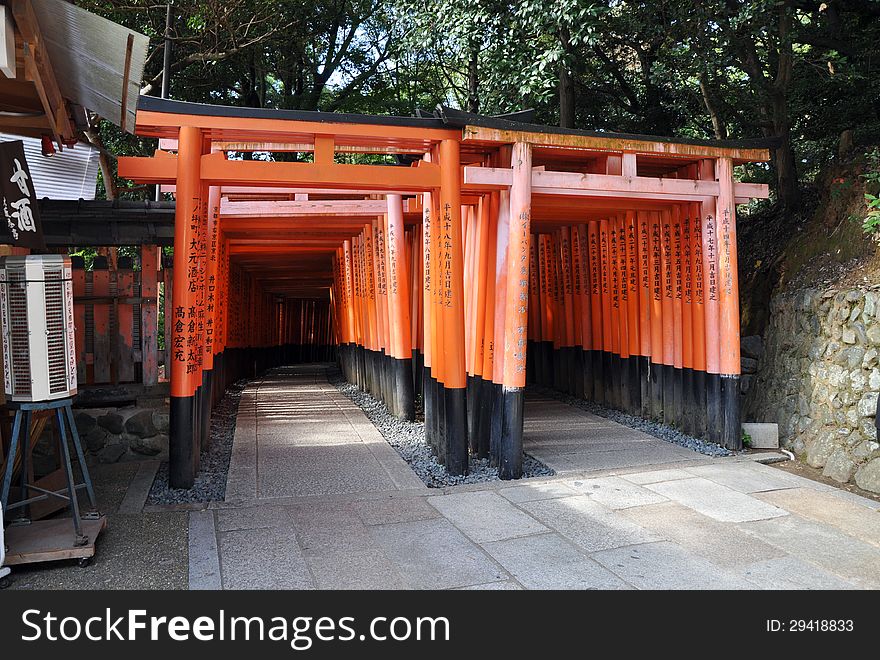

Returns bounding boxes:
[660,209,675,367]
[502,141,532,387]
[480,194,499,382]
[72,264,87,384]
[91,268,111,384]
[680,205,694,370]
[560,226,575,350]
[716,157,740,376]
[386,194,412,360]
[576,224,593,351]
[115,265,135,384]
[609,218,621,357]
[140,245,159,386]
[700,160,721,376]
[438,139,467,390]
[637,212,652,358]
[203,186,221,369]
[492,188,511,385]
[617,214,631,359]
[587,221,603,355]
[671,205,684,370]
[648,212,664,366]
[569,226,583,349]
[170,126,203,397]
[625,211,640,357]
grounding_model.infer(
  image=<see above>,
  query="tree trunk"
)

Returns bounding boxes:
[558,27,575,128]
[559,63,575,128]
[772,95,800,211]
[467,38,479,114]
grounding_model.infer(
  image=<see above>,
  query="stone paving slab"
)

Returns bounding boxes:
[215,505,291,532]
[739,515,880,589]
[736,556,858,590]
[188,510,222,590]
[541,444,703,473]
[483,532,631,590]
[498,481,579,503]
[306,549,408,590]
[591,541,754,590]
[620,502,786,569]
[620,468,694,485]
[368,518,508,590]
[755,487,880,548]
[684,462,804,494]
[352,495,440,526]
[218,526,313,590]
[286,501,377,557]
[567,476,669,509]
[427,491,549,543]
[456,580,523,590]
[645,477,789,523]
[520,495,660,552]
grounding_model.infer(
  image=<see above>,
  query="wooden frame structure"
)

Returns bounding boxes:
[119,97,770,487]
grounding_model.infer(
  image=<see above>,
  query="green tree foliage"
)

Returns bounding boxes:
[79,0,880,213]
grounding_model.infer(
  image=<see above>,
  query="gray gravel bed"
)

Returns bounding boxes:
[328,370,554,487]
[146,379,246,505]
[531,385,733,457]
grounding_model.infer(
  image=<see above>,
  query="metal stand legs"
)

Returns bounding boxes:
[1,399,98,547]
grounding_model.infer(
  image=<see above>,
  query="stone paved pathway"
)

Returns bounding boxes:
[188,365,880,590]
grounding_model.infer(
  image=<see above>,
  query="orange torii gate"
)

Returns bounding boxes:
[119,97,770,488]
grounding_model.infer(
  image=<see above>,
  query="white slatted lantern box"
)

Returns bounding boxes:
[0,255,77,402]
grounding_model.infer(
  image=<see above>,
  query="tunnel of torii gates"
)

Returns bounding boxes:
[118,97,770,488]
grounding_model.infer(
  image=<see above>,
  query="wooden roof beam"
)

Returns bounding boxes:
[10,0,75,144]
[464,166,769,203]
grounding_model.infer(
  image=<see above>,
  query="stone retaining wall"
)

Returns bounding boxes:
[744,287,880,493]
[32,404,169,476]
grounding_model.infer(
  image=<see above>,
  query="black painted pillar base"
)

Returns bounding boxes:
[602,352,613,407]
[489,381,504,467]
[200,369,213,451]
[693,369,707,440]
[476,377,493,459]
[592,350,604,405]
[423,366,435,451]
[707,372,722,445]
[444,387,468,476]
[412,349,423,400]
[391,357,415,421]
[573,347,585,399]
[169,395,195,489]
[649,361,663,421]
[681,368,695,436]
[610,354,622,411]
[466,374,478,453]
[720,374,742,450]
[500,386,524,480]
[581,349,593,401]
[638,356,650,418]
[542,341,554,387]
[628,355,641,415]
[437,379,447,466]
[620,356,632,413]
[672,366,683,430]
[661,364,675,427]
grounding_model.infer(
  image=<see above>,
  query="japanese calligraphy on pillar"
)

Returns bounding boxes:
[0,140,44,248]
[651,218,662,303]
[682,211,693,305]
[704,213,718,302]
[719,207,734,297]
[627,217,638,295]
[442,203,453,307]
[610,224,620,310]
[662,218,673,302]
[673,213,682,302]
[422,200,432,294]
[692,215,705,305]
